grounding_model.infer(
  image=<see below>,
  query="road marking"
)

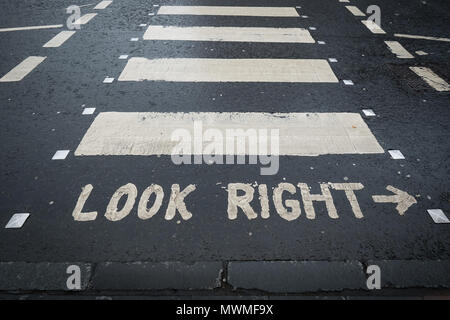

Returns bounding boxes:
[52,150,70,160]
[415,50,428,55]
[43,31,76,47]
[0,56,46,82]
[317,41,326,44]
[343,80,354,85]
[5,213,30,229]
[103,77,114,83]
[157,6,300,17]
[0,24,63,32]
[118,58,339,83]
[339,0,350,2]
[388,150,405,160]
[384,41,414,59]
[361,20,386,34]
[328,58,338,63]
[94,0,112,9]
[74,112,383,156]
[394,33,450,43]
[427,209,450,224]
[372,185,417,215]
[119,55,129,59]
[409,67,450,91]
[143,26,315,43]
[74,13,97,25]
[82,108,96,115]
[362,109,376,117]
[130,37,139,41]
[345,6,366,16]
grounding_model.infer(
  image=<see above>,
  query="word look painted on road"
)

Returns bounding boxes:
[72,182,416,222]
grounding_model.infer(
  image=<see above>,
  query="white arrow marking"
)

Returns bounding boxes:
[372,185,417,215]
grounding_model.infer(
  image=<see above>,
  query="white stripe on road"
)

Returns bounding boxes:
[74,13,97,25]
[361,20,385,34]
[94,0,113,9]
[409,67,450,92]
[143,26,315,43]
[118,58,339,83]
[0,56,46,82]
[384,41,414,59]
[345,6,366,16]
[74,112,384,156]
[157,6,300,17]
[0,24,63,32]
[394,33,450,43]
[43,31,76,47]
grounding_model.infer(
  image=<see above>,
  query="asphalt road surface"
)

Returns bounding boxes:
[0,0,449,298]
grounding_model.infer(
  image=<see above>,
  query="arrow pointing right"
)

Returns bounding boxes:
[372,185,417,215]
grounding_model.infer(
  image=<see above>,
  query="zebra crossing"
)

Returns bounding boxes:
[76,4,383,160]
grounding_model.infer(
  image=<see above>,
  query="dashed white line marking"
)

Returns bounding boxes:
[94,0,112,9]
[415,50,428,56]
[388,150,405,160]
[0,56,46,82]
[345,6,366,16]
[309,27,316,30]
[384,41,414,59]
[103,77,115,83]
[328,58,338,63]
[5,213,30,229]
[0,24,63,32]
[157,6,300,17]
[343,80,354,85]
[74,13,98,25]
[143,26,316,43]
[119,55,129,59]
[148,12,155,16]
[427,209,450,224]
[74,112,384,156]
[82,108,96,115]
[394,33,450,42]
[43,31,76,48]
[52,150,70,160]
[361,20,386,34]
[301,15,309,18]
[118,58,339,83]
[317,41,326,44]
[139,23,147,27]
[130,37,139,41]
[339,0,350,2]
[409,67,450,91]
[362,109,376,117]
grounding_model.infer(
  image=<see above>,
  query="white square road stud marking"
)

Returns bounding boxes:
[82,108,96,115]
[328,58,338,63]
[130,37,139,41]
[157,6,300,17]
[427,209,450,224]
[388,150,405,160]
[0,56,46,82]
[139,23,147,27]
[343,80,354,85]
[317,41,326,44]
[5,213,30,229]
[118,58,339,83]
[143,26,316,43]
[74,112,384,156]
[103,77,114,83]
[52,150,70,160]
[119,55,129,59]
[362,109,376,116]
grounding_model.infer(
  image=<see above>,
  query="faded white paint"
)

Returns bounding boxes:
[331,183,364,218]
[164,184,196,220]
[72,184,98,221]
[94,0,112,9]
[372,185,416,215]
[394,33,450,43]
[0,24,63,32]
[105,183,138,221]
[74,112,384,157]
[361,20,385,34]
[74,13,97,25]
[384,41,414,59]
[298,183,338,219]
[43,31,76,48]
[157,6,300,17]
[143,26,315,43]
[410,67,450,92]
[0,56,46,82]
[118,58,339,83]
[345,6,366,16]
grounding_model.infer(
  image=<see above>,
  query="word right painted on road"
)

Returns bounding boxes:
[72,182,416,222]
